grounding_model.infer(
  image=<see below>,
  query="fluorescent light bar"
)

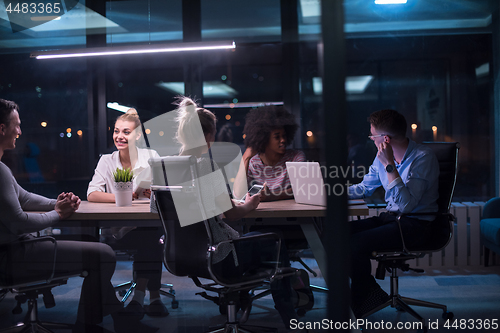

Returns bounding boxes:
[374,0,407,4]
[107,102,134,113]
[31,40,235,60]
[205,101,283,108]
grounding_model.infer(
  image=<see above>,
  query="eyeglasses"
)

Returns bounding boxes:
[368,134,389,139]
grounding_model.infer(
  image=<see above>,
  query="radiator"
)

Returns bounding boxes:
[352,202,496,269]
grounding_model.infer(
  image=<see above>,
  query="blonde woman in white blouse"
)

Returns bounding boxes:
[87,109,167,319]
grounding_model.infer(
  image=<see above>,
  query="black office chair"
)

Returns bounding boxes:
[150,155,297,333]
[0,236,86,333]
[365,142,459,332]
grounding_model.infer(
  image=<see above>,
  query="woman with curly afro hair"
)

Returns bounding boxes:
[239,105,305,201]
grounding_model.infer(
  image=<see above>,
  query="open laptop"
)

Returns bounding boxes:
[286,162,326,206]
[286,162,366,206]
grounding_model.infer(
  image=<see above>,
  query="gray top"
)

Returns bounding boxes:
[0,162,59,244]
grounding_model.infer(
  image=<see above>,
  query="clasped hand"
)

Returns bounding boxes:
[55,192,81,219]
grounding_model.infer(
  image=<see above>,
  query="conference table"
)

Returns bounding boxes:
[59,199,369,282]
[62,199,368,221]
[58,199,367,331]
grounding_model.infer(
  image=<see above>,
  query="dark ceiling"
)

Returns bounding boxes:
[0,0,499,52]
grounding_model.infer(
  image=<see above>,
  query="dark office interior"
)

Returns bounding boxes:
[1,0,500,332]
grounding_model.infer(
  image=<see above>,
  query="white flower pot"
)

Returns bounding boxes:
[114,182,133,207]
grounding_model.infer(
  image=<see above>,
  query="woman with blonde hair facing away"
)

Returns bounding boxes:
[87,109,166,320]
[174,97,305,332]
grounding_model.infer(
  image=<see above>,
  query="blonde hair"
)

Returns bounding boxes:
[174,96,216,152]
[116,108,141,130]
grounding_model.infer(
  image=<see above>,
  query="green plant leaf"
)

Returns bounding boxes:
[112,167,134,182]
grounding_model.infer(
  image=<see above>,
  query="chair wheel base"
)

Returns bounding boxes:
[171,300,179,309]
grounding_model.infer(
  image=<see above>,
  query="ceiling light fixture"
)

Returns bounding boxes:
[156,81,238,98]
[205,101,283,108]
[107,102,134,113]
[31,40,235,60]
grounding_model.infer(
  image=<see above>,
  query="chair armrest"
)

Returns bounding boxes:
[0,236,58,287]
[21,236,58,283]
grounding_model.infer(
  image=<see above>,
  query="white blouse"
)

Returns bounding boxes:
[87,147,160,199]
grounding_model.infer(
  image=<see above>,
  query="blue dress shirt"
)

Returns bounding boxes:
[348,139,439,220]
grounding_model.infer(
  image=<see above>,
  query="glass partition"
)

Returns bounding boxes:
[1,0,500,331]
[342,1,497,202]
[0,0,497,202]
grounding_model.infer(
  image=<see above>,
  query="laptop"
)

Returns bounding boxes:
[286,162,326,206]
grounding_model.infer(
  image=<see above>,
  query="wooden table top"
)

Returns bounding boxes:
[66,199,368,221]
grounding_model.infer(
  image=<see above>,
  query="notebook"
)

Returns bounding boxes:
[286,162,326,206]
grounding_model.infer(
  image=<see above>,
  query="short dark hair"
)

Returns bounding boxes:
[243,105,298,153]
[368,109,407,139]
[0,99,18,127]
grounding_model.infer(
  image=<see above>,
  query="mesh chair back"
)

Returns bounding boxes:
[420,142,459,250]
[423,142,460,214]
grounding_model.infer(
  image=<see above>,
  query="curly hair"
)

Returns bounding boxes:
[243,105,298,153]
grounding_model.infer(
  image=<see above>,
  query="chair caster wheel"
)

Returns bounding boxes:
[171,300,179,309]
[442,311,454,320]
[296,308,306,317]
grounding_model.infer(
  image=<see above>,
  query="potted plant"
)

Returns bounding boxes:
[113,167,134,207]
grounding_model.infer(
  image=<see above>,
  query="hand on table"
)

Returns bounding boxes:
[55,192,81,219]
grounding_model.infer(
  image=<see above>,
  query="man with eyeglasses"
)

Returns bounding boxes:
[347,109,439,319]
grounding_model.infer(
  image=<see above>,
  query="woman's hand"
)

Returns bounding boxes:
[132,192,139,200]
[260,183,272,201]
[244,191,261,210]
[143,189,151,199]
